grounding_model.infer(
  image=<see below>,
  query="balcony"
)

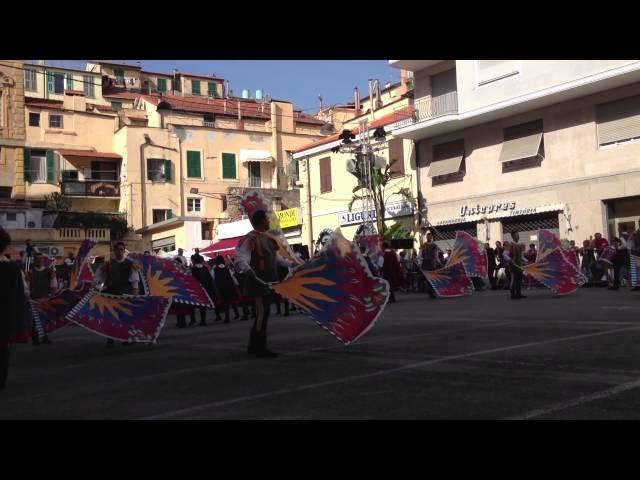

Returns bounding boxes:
[392,91,459,130]
[61,180,120,197]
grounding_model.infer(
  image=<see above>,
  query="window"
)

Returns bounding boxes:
[500,119,544,173]
[187,198,202,212]
[61,170,78,181]
[29,113,40,127]
[319,156,332,193]
[47,73,64,94]
[83,75,95,98]
[203,113,214,128]
[49,114,63,129]
[6,213,16,222]
[114,68,125,85]
[186,151,202,178]
[25,70,37,92]
[222,153,237,179]
[248,161,261,188]
[191,80,201,95]
[208,82,217,97]
[91,161,118,181]
[596,95,640,146]
[429,139,465,186]
[476,60,520,86]
[157,77,167,92]
[152,209,173,223]
[66,73,74,91]
[147,158,172,182]
[111,101,122,109]
[388,138,405,176]
[24,149,57,184]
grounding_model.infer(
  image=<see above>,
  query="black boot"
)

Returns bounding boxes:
[247,328,257,354]
[254,330,279,358]
[42,335,52,345]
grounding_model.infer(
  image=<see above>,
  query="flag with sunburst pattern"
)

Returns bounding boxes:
[30,282,92,337]
[69,239,97,289]
[128,253,213,307]
[270,232,389,345]
[523,247,585,295]
[630,253,640,288]
[421,262,474,298]
[446,231,488,278]
[66,291,172,343]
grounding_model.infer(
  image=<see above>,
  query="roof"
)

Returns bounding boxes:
[24,64,101,76]
[88,103,119,112]
[293,106,415,154]
[56,148,122,159]
[141,70,174,78]
[64,90,85,97]
[102,90,142,100]
[200,236,243,255]
[176,72,224,81]
[122,109,147,119]
[25,98,63,111]
[93,60,141,70]
[294,115,324,125]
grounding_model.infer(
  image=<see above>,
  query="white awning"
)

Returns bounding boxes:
[499,132,543,162]
[428,155,464,177]
[240,149,273,164]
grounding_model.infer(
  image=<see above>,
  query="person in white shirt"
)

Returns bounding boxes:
[174,248,188,267]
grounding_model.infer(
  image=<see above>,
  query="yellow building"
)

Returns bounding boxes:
[24,62,107,106]
[294,81,418,252]
[0,60,26,201]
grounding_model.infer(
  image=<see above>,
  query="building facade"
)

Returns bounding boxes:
[390,60,640,248]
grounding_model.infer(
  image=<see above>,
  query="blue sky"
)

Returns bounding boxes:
[40,60,398,112]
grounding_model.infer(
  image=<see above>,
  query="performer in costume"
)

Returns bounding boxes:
[381,242,403,304]
[27,253,58,345]
[235,210,292,358]
[507,232,526,300]
[98,241,140,345]
[419,232,441,298]
[190,260,215,326]
[211,255,240,324]
[0,228,30,390]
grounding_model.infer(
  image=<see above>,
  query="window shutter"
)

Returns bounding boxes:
[66,73,74,91]
[222,153,236,179]
[187,151,201,178]
[24,148,31,181]
[157,78,167,92]
[46,150,56,184]
[320,157,331,192]
[388,138,405,175]
[166,209,173,220]
[146,158,153,181]
[164,160,172,181]
[47,72,54,93]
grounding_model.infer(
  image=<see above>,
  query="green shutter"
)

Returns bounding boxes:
[166,209,173,219]
[222,153,236,179]
[66,73,74,91]
[47,72,54,93]
[146,159,153,181]
[164,160,172,181]
[192,80,200,95]
[46,150,56,184]
[23,148,31,182]
[208,82,216,96]
[157,78,167,92]
[187,151,201,178]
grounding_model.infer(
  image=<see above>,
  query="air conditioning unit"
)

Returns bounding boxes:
[44,245,65,257]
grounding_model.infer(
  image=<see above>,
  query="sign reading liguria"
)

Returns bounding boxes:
[276,208,299,228]
[460,202,516,217]
[339,202,413,226]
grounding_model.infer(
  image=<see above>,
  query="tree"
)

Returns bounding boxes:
[347,157,416,236]
[44,192,71,212]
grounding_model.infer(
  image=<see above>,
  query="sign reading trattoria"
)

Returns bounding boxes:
[460,202,516,217]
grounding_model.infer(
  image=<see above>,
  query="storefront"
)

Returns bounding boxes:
[335,201,415,241]
[605,195,640,239]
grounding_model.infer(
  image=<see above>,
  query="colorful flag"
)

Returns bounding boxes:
[69,239,97,289]
[537,229,562,261]
[523,248,585,295]
[29,282,92,337]
[421,262,474,298]
[67,291,172,343]
[128,253,214,307]
[271,232,389,345]
[631,253,640,288]
[446,231,488,278]
[356,234,383,271]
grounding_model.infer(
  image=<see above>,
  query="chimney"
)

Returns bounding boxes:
[354,87,361,114]
[368,79,374,112]
[375,80,382,107]
[225,80,230,98]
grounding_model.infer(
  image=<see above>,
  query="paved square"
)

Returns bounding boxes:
[1,288,639,419]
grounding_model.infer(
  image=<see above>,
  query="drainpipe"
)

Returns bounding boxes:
[270,102,279,189]
[305,157,313,251]
[415,140,424,241]
[177,132,185,217]
[140,142,148,227]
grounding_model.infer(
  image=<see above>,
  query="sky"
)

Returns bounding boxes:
[39,60,399,113]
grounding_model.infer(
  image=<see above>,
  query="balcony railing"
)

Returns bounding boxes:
[391,91,459,129]
[61,180,120,197]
